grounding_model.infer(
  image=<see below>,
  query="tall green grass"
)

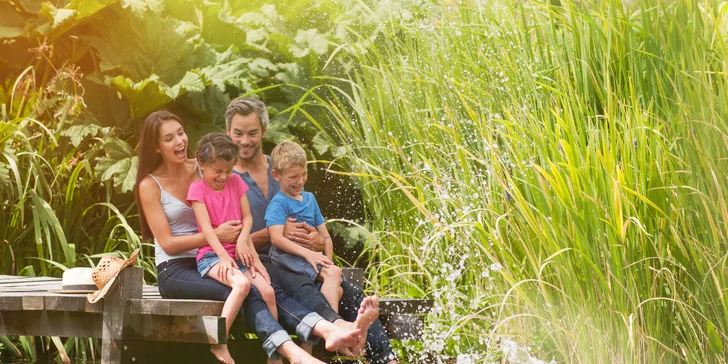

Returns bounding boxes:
[309,0,728,361]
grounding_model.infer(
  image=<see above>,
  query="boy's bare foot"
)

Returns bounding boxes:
[352,296,380,354]
[210,344,235,364]
[324,326,361,355]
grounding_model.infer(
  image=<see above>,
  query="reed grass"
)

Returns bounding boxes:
[309,0,728,361]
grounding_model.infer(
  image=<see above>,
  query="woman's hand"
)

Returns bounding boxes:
[215,220,242,242]
[235,242,254,268]
[303,250,333,274]
[217,255,238,283]
[283,218,325,252]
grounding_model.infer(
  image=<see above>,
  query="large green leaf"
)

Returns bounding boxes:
[707,321,723,354]
[95,138,137,194]
[0,3,27,39]
[106,75,172,119]
[60,124,107,147]
[121,0,164,16]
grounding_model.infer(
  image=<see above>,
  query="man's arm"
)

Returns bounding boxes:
[285,219,326,252]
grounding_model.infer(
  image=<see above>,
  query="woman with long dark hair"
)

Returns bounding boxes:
[134,111,364,363]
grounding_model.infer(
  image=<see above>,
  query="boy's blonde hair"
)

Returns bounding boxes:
[271,141,307,172]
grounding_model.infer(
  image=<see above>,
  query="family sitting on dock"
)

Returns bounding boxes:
[134,97,396,364]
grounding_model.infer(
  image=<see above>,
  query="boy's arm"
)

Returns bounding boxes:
[269,225,333,272]
[316,224,333,259]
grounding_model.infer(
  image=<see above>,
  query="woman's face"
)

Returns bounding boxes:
[156,119,188,163]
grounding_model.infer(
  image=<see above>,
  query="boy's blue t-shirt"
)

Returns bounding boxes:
[265,191,325,228]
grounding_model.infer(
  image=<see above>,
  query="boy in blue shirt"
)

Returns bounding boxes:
[265,141,344,312]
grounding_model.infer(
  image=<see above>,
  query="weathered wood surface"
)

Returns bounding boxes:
[102,267,143,364]
[0,268,433,350]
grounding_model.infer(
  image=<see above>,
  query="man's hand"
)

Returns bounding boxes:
[215,220,242,242]
[283,217,326,252]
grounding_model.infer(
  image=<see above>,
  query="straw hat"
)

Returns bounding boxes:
[49,267,97,294]
[87,249,139,303]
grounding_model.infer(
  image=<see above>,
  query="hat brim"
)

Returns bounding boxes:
[87,249,140,303]
[49,289,98,294]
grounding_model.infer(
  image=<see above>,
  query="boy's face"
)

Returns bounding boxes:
[273,164,308,197]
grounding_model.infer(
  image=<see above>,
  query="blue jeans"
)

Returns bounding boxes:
[157,258,325,359]
[263,261,397,364]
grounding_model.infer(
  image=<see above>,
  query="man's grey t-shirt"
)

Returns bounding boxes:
[234,155,280,258]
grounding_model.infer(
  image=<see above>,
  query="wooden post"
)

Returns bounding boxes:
[101,267,142,363]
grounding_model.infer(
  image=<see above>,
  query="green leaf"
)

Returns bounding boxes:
[60,124,104,147]
[121,0,164,16]
[0,3,28,39]
[0,161,10,189]
[707,321,723,354]
[166,71,205,99]
[95,138,138,194]
[290,29,329,58]
[106,75,173,118]
[312,131,331,155]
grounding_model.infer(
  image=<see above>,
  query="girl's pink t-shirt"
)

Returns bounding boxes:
[187,173,249,261]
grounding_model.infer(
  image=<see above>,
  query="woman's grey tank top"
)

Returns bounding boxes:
[148,174,198,265]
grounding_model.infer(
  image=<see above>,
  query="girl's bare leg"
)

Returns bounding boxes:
[317,266,343,312]
[206,264,251,364]
[244,270,278,320]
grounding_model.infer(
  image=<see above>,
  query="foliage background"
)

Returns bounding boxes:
[2,0,728,362]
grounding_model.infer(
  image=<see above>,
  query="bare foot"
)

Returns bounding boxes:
[352,296,380,354]
[324,325,361,354]
[210,344,235,364]
[288,350,326,364]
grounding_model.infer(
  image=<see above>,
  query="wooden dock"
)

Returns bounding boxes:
[0,268,432,363]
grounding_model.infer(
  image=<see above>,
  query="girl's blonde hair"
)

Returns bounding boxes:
[271,141,307,172]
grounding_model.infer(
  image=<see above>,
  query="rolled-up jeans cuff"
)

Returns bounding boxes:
[298,312,324,345]
[263,330,291,360]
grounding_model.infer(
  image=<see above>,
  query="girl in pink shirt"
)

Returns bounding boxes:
[187,132,275,364]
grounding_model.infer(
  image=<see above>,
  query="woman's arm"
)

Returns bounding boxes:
[138,177,241,255]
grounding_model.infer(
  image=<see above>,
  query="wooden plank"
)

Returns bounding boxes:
[122,315,227,344]
[0,310,102,338]
[0,276,61,286]
[127,299,223,317]
[379,298,433,315]
[0,279,61,287]
[379,314,425,340]
[118,339,266,363]
[102,267,143,364]
[0,296,22,310]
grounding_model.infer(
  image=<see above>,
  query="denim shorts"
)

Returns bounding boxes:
[197,251,249,277]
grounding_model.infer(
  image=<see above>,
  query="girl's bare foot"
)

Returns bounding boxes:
[210,344,235,364]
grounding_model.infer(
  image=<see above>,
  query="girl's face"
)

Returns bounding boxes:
[157,120,188,163]
[200,159,235,191]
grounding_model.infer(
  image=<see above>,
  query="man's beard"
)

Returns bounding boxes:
[239,145,259,161]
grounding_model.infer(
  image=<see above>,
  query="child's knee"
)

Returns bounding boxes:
[321,265,342,281]
[231,275,251,296]
[258,283,275,304]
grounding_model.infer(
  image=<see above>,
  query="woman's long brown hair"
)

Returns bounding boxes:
[134,111,184,242]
